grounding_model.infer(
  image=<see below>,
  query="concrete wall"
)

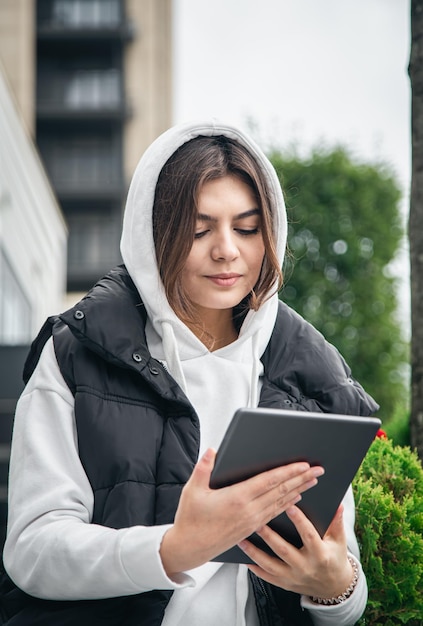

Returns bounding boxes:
[124,0,173,183]
[0,0,36,137]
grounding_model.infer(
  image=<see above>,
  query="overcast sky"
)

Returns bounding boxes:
[172,0,411,324]
[173,1,410,185]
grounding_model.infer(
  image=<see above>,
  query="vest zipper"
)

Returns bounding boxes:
[251,573,275,626]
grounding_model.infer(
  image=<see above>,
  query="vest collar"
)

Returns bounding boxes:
[60,266,192,406]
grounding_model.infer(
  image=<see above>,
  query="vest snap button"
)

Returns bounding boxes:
[74,310,84,320]
[132,352,142,363]
[149,366,159,375]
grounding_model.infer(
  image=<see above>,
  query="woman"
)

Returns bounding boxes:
[1,120,378,625]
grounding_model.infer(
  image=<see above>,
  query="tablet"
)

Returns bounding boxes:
[209,407,380,564]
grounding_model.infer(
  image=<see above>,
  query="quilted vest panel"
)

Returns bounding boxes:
[0,319,200,626]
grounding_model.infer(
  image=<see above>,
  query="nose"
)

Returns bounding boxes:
[211,229,239,261]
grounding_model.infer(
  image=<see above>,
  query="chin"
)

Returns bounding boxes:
[194,294,248,311]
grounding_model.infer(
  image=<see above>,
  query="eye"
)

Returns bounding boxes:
[194,230,209,239]
[235,228,261,236]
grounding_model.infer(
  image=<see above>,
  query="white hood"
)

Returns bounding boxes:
[120,120,287,432]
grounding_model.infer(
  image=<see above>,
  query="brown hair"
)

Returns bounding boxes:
[153,135,282,324]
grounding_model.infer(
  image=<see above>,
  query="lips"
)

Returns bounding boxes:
[206,273,242,287]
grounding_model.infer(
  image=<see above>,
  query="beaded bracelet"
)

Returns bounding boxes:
[310,556,359,605]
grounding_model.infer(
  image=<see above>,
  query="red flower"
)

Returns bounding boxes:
[375,428,388,439]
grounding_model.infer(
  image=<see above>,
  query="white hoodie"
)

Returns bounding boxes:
[4,120,367,625]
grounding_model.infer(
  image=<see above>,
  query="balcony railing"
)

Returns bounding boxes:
[37,0,133,39]
[37,69,126,117]
[39,142,123,199]
[67,210,122,290]
[38,0,121,29]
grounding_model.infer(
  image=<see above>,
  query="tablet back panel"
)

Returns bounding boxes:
[209,408,380,563]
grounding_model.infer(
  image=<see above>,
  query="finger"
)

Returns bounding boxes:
[254,524,300,565]
[323,504,347,542]
[246,463,323,502]
[249,467,324,526]
[189,448,217,489]
[238,536,291,582]
[227,469,321,535]
[285,505,322,548]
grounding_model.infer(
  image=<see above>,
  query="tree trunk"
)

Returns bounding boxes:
[409,0,423,460]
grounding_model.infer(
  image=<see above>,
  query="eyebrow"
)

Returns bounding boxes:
[196,208,261,222]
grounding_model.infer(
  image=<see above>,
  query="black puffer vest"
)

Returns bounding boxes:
[0,266,377,626]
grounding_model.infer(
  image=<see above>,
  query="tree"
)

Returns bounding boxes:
[270,148,408,422]
[409,0,423,459]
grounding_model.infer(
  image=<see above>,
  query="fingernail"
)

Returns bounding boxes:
[312,467,325,478]
[306,478,318,489]
[203,448,213,461]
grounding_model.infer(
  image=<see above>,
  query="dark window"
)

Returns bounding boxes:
[38,132,121,194]
[38,0,122,29]
[38,67,121,111]
[66,205,122,290]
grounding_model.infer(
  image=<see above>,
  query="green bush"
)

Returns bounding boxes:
[353,437,423,625]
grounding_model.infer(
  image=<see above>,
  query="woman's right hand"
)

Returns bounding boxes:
[159,448,324,577]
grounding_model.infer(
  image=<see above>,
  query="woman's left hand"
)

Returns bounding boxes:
[238,504,354,599]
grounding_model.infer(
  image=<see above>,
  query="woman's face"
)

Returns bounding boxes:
[180,175,265,317]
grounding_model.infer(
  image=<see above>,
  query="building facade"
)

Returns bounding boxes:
[0,0,173,295]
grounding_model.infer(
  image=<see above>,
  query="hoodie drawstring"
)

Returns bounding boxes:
[161,321,189,395]
[248,331,260,409]
[162,319,261,410]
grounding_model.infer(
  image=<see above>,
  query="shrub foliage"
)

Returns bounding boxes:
[353,438,423,624]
